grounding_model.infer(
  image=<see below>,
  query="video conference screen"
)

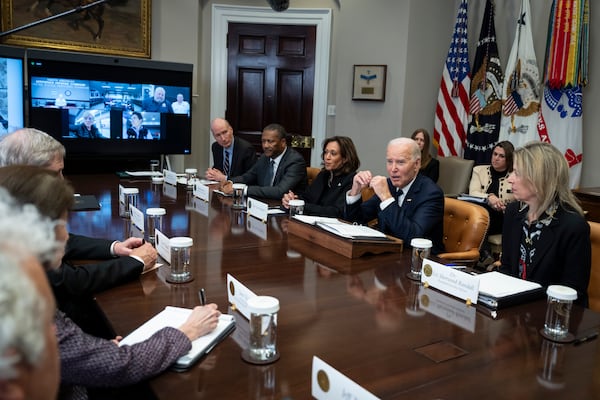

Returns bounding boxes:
[27,49,193,156]
[0,47,25,137]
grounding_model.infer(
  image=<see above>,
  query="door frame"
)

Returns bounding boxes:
[211,4,332,167]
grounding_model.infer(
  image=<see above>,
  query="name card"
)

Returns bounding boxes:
[246,214,267,240]
[420,258,479,305]
[418,286,476,332]
[155,229,171,264]
[311,356,379,400]
[193,181,210,201]
[118,184,125,204]
[227,274,257,320]
[130,205,144,232]
[164,169,178,186]
[247,197,268,222]
[190,196,209,216]
[162,182,177,199]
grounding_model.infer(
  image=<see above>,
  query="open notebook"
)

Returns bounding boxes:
[119,306,236,371]
[292,215,389,240]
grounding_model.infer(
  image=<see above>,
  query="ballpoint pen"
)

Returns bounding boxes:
[199,288,206,306]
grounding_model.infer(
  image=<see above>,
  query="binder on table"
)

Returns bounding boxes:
[119,306,236,371]
[477,271,545,310]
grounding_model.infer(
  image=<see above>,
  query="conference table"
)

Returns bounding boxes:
[67,174,600,399]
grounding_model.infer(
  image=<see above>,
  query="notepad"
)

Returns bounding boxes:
[119,306,236,371]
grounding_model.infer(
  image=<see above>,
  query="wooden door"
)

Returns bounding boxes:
[226,23,316,164]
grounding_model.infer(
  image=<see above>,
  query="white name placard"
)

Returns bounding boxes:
[190,196,209,216]
[154,229,171,264]
[118,184,125,204]
[418,286,476,332]
[246,214,267,240]
[164,170,178,186]
[162,182,177,199]
[226,274,257,320]
[247,197,268,222]
[193,182,210,201]
[130,205,144,232]
[311,356,379,400]
[420,258,479,304]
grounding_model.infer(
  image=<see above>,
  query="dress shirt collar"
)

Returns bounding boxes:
[270,146,287,171]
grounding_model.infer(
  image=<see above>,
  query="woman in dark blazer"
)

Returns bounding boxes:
[282,136,360,217]
[499,142,590,306]
[411,128,439,183]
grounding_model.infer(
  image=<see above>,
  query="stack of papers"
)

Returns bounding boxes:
[477,271,544,309]
[292,215,388,240]
[457,194,487,204]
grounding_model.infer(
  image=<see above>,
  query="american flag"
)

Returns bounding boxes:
[469,88,487,115]
[433,0,470,157]
[503,90,523,116]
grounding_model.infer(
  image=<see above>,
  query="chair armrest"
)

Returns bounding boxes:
[437,249,480,263]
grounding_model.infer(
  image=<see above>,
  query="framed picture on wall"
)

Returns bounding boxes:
[0,0,151,58]
[352,65,387,101]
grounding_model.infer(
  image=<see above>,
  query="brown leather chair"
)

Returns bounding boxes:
[588,221,600,312]
[437,197,490,266]
[306,167,321,186]
[437,156,475,197]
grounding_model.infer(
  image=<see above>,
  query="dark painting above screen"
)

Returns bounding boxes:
[0,45,25,138]
[27,49,193,157]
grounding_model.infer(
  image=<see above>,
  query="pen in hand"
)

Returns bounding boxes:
[199,288,206,306]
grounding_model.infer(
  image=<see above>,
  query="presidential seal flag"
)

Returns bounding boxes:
[541,0,589,188]
[499,0,541,149]
[465,0,503,165]
[433,0,470,157]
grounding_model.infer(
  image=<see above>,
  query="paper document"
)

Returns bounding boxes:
[119,306,235,371]
[124,170,163,177]
[478,271,542,298]
[457,194,487,204]
[316,221,388,240]
[292,215,340,225]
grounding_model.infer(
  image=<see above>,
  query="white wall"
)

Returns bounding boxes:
[153,0,599,186]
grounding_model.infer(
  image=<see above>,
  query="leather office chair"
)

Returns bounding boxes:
[306,167,321,186]
[437,197,489,266]
[588,221,600,312]
[437,156,475,197]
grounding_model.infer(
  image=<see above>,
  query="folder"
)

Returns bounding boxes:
[119,306,236,371]
[477,271,545,310]
[71,194,101,211]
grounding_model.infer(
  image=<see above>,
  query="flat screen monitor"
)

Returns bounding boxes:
[26,49,193,158]
[0,45,25,137]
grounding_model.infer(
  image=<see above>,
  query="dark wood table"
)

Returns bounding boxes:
[67,174,600,399]
[573,187,600,223]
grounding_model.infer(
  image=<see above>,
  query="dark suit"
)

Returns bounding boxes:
[48,233,144,337]
[232,147,307,199]
[57,310,190,400]
[211,136,257,179]
[300,170,355,217]
[499,202,591,306]
[344,174,445,254]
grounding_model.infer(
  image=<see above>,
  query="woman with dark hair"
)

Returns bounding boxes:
[411,128,439,182]
[127,112,150,139]
[282,136,360,217]
[468,140,515,235]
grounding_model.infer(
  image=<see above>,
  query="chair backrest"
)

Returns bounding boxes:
[437,156,475,197]
[438,197,489,264]
[588,221,600,312]
[306,167,321,186]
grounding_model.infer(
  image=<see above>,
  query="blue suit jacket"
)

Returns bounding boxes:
[233,147,307,199]
[344,174,445,254]
[211,136,257,179]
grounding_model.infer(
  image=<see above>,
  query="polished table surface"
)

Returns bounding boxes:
[67,174,600,399]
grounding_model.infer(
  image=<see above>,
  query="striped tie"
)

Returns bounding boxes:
[223,150,230,178]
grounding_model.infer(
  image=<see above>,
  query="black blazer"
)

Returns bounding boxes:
[211,136,257,179]
[499,202,591,306]
[345,174,445,254]
[300,169,355,217]
[233,147,307,199]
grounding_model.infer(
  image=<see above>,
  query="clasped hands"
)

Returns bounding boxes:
[350,171,392,201]
[114,237,157,271]
[487,194,506,212]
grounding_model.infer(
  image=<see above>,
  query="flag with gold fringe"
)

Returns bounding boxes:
[499,0,540,149]
[540,0,589,188]
[465,0,503,165]
[434,0,470,157]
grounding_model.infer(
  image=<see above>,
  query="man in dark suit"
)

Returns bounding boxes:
[344,137,445,254]
[222,123,307,199]
[205,118,257,182]
[141,87,171,113]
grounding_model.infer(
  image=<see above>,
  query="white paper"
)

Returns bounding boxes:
[316,222,387,239]
[292,215,340,225]
[478,271,542,298]
[457,194,487,204]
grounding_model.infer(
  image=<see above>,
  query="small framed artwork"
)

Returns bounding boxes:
[352,65,387,101]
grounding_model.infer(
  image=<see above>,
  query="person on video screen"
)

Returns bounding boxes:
[73,111,100,139]
[142,87,171,113]
[127,112,151,140]
[171,93,190,115]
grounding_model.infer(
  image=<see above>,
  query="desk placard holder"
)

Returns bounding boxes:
[287,218,403,258]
